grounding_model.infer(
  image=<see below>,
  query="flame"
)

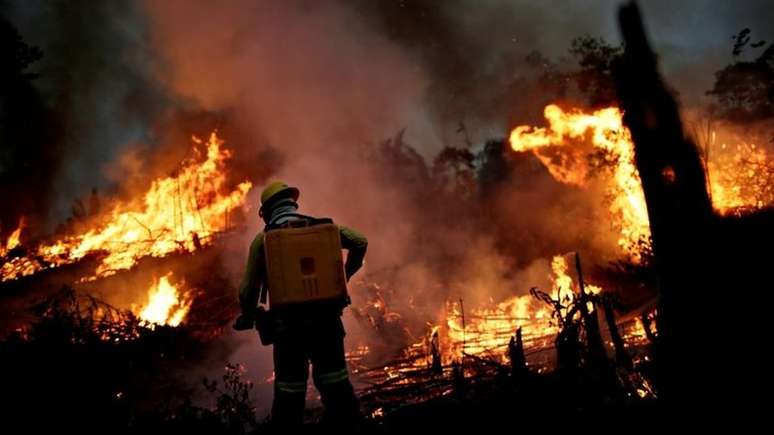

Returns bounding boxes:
[509,104,773,260]
[1,132,252,282]
[510,104,650,262]
[137,273,192,328]
[4,217,25,253]
[408,254,602,367]
[706,140,773,216]
[1,217,25,260]
[0,218,32,280]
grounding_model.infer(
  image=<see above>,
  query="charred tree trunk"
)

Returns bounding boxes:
[614,1,719,414]
[555,322,581,377]
[574,253,608,370]
[508,327,528,380]
[452,360,467,399]
[602,297,633,370]
[640,311,657,344]
[430,330,442,375]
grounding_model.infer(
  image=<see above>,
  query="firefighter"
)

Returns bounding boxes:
[234,181,367,432]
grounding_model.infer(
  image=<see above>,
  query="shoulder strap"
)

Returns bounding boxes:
[264,213,333,231]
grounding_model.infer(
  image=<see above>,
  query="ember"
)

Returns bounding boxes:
[707,139,774,216]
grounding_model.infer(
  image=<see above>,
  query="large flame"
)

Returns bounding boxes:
[510,104,651,262]
[509,104,773,262]
[1,132,252,282]
[136,273,192,328]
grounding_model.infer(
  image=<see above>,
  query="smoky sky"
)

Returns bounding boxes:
[3,0,774,225]
[4,0,772,413]
[348,0,774,134]
[4,0,172,223]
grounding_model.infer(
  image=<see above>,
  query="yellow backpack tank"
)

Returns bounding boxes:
[263,221,348,308]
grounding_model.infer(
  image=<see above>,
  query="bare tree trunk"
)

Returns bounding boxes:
[602,297,633,370]
[430,330,442,375]
[640,311,656,344]
[615,1,716,413]
[508,327,528,380]
[575,253,608,370]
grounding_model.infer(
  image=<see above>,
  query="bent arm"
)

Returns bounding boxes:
[238,232,265,314]
[339,225,368,280]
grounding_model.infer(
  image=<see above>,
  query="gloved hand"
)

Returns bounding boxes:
[232,313,255,331]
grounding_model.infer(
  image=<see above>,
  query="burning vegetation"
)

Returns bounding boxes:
[510,104,651,262]
[136,273,193,328]
[1,131,251,284]
[1,0,773,433]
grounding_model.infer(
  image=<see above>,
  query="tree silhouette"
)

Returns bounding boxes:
[707,29,774,122]
[0,15,63,233]
[569,36,623,107]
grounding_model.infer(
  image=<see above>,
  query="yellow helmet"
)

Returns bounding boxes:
[260,181,300,209]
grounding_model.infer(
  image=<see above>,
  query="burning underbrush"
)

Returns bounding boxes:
[0,97,770,429]
[1,131,252,283]
[337,101,768,409]
[346,252,657,414]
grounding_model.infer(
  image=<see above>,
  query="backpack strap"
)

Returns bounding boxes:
[264,213,333,231]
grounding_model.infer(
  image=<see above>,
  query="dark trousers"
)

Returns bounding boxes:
[271,315,360,432]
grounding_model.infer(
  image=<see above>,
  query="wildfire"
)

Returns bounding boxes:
[136,273,192,328]
[420,254,602,366]
[510,104,650,262]
[509,104,773,259]
[0,132,252,282]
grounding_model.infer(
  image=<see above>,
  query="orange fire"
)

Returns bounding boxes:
[0,132,252,282]
[410,254,603,367]
[5,217,25,252]
[0,218,34,281]
[136,273,192,328]
[510,104,650,262]
[705,138,773,216]
[509,104,773,260]
[0,217,25,258]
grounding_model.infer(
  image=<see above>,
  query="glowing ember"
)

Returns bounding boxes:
[137,273,192,328]
[0,132,252,282]
[0,257,40,282]
[706,139,773,216]
[510,104,651,262]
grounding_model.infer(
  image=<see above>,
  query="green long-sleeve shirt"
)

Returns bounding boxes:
[238,225,368,314]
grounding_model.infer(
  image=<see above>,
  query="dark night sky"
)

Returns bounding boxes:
[415,0,774,102]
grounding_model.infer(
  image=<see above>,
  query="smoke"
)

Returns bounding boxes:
[4,0,176,223]
[142,6,425,258]
[5,0,774,414]
[6,0,773,224]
